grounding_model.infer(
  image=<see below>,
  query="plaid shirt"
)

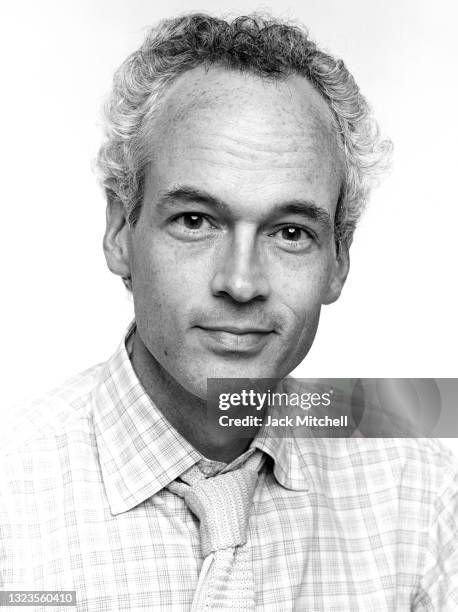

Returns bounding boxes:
[1,323,457,611]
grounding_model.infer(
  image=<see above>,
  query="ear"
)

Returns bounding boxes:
[323,243,350,305]
[103,197,131,280]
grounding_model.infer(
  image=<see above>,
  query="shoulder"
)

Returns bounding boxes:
[296,436,458,501]
[0,362,104,460]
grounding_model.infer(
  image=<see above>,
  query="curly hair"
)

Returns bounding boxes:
[96,13,391,249]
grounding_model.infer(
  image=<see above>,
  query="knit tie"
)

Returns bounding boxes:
[167,454,260,611]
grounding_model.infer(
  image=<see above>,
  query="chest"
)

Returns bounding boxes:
[2,481,422,611]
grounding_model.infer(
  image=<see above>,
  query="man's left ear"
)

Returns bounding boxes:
[323,244,350,305]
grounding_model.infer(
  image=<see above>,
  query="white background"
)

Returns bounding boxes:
[1,1,457,451]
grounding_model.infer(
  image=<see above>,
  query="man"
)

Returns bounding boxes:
[1,13,457,611]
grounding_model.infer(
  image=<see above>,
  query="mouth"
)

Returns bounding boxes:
[195,325,274,353]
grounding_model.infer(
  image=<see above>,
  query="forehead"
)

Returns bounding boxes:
[143,66,343,215]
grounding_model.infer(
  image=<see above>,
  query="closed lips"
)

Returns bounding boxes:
[197,326,272,334]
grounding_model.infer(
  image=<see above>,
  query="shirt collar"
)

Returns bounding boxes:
[252,421,311,492]
[92,322,310,515]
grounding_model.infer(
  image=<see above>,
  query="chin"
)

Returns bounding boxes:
[182,359,286,400]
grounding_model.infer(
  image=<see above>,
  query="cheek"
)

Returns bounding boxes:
[130,240,187,339]
[270,261,331,369]
[132,236,188,300]
[273,259,332,321]
[130,235,212,355]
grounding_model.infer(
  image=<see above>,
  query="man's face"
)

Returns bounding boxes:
[123,67,348,399]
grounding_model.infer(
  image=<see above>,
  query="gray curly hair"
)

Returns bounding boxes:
[96,13,391,249]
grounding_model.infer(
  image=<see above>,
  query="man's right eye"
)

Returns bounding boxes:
[173,213,208,230]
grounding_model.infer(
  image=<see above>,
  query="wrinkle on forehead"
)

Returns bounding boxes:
[145,66,344,191]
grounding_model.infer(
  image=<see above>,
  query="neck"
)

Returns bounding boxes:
[130,329,255,463]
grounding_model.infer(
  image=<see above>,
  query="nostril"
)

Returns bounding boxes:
[211,270,270,303]
[210,234,271,302]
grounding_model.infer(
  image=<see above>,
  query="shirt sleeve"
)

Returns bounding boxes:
[412,447,458,611]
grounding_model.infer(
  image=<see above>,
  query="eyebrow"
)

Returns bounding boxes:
[156,186,333,232]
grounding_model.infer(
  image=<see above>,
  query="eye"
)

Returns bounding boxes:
[168,212,218,240]
[280,226,306,242]
[175,213,207,230]
[273,225,314,244]
[171,212,218,231]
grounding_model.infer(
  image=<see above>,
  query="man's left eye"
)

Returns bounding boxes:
[275,226,311,243]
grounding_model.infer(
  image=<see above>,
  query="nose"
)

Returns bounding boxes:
[210,225,271,302]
